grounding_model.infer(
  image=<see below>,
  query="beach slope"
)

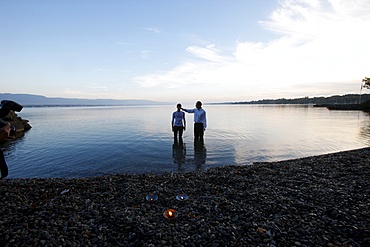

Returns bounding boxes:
[0,148,369,246]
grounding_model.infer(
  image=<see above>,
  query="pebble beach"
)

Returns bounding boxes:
[0,147,369,246]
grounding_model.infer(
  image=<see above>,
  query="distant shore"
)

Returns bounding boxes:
[0,147,369,246]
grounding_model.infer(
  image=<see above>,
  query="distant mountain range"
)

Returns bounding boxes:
[2,93,368,107]
[0,93,165,106]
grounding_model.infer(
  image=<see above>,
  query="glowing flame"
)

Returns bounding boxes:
[164,209,177,220]
[146,194,158,202]
[176,194,188,201]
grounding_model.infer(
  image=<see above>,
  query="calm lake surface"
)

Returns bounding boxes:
[3,104,370,178]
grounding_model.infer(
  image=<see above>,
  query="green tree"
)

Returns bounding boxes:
[363,77,370,89]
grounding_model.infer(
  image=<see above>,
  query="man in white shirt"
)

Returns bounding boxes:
[182,101,207,145]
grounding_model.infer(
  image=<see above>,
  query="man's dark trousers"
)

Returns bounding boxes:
[194,123,204,144]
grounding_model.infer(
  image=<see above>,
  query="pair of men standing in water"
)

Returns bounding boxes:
[171,101,207,145]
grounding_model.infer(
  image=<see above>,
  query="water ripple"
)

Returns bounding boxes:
[3,105,370,178]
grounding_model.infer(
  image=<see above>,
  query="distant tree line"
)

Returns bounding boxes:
[231,94,370,105]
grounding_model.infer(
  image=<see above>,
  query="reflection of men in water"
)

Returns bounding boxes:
[182,101,207,145]
[172,103,186,144]
[172,143,186,172]
[194,143,206,171]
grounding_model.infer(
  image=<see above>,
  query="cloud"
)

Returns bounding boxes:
[135,44,236,89]
[135,62,213,88]
[86,84,109,90]
[186,44,232,63]
[64,85,123,99]
[254,0,370,83]
[141,27,161,33]
[134,0,370,100]
[140,50,151,59]
[64,88,84,96]
[97,68,129,72]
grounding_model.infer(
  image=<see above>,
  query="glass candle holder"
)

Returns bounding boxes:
[146,194,158,203]
[163,209,178,220]
[176,194,188,201]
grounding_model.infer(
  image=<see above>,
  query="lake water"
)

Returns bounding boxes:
[2,104,370,178]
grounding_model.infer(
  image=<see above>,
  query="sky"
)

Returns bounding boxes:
[1,0,369,103]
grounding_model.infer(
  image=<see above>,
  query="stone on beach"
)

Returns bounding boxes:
[0,148,369,246]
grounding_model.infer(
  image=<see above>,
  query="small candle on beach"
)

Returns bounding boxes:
[145,194,158,203]
[163,209,178,220]
[176,194,188,201]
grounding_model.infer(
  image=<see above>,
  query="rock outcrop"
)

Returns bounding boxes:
[1,110,32,139]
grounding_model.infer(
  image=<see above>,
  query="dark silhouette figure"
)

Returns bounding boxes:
[182,101,207,145]
[172,103,186,144]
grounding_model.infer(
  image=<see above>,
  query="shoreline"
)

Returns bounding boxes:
[0,148,369,246]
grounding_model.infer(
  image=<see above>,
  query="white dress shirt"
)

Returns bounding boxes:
[183,108,207,129]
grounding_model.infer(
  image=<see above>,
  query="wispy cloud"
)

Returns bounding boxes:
[64,88,124,100]
[140,50,151,59]
[86,84,109,91]
[134,0,370,100]
[141,27,161,33]
[96,68,129,72]
[64,88,84,96]
[186,44,232,63]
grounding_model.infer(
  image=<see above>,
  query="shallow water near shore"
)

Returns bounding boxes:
[3,104,370,178]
